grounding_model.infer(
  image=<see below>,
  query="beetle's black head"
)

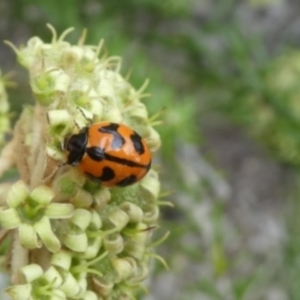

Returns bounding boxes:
[64,128,88,165]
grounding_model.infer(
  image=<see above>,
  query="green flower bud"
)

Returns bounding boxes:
[96,77,115,99]
[64,231,88,252]
[120,202,143,224]
[90,210,102,229]
[70,209,92,230]
[51,250,72,271]
[103,233,124,254]
[144,126,161,152]
[49,289,67,300]
[5,284,32,300]
[50,70,70,93]
[47,109,72,128]
[30,185,55,205]
[76,276,88,298]
[127,102,148,121]
[90,100,103,120]
[53,171,86,199]
[107,208,129,231]
[71,189,94,208]
[17,37,44,68]
[46,145,65,161]
[19,223,41,249]
[43,266,63,288]
[31,73,56,106]
[102,107,123,123]
[81,236,102,260]
[45,203,74,219]
[59,272,81,297]
[129,261,150,282]
[93,188,111,210]
[83,290,98,300]
[6,180,29,208]
[123,223,150,260]
[34,216,61,253]
[20,264,43,283]
[0,208,21,228]
[124,241,145,261]
[79,211,103,259]
[60,46,85,66]
[111,258,134,282]
[139,169,160,201]
[142,204,160,224]
[91,278,114,297]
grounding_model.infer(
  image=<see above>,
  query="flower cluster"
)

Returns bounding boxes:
[0,25,166,300]
[0,181,74,252]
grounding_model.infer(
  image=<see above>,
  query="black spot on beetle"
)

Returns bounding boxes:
[99,167,115,181]
[86,166,115,183]
[99,123,125,149]
[86,146,106,161]
[117,175,137,187]
[130,132,145,155]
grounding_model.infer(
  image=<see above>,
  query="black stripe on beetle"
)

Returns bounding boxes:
[130,132,145,155]
[98,123,125,149]
[86,146,149,169]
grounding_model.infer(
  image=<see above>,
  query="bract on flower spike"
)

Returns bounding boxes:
[0,24,168,300]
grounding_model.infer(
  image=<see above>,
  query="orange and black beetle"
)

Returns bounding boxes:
[64,122,152,187]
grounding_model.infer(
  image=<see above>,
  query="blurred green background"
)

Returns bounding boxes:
[2,0,300,299]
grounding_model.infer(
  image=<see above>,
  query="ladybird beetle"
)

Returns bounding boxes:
[64,122,152,187]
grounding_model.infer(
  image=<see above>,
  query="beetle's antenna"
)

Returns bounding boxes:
[76,107,93,125]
